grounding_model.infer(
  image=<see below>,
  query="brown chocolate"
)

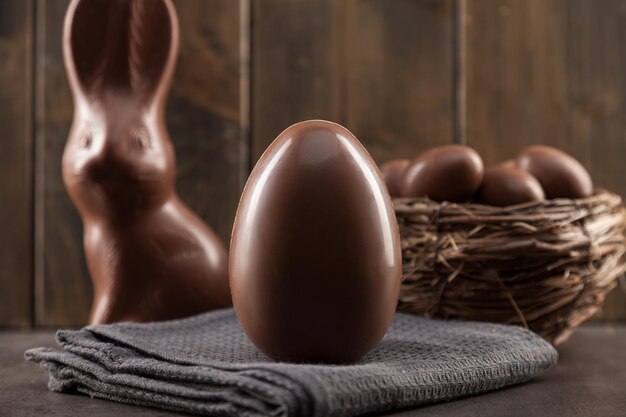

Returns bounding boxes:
[402,145,484,202]
[477,166,545,207]
[517,145,593,199]
[379,159,410,197]
[62,0,231,324]
[230,120,402,364]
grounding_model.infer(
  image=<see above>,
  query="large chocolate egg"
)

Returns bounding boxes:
[230,120,402,363]
[477,166,545,207]
[517,146,593,199]
[379,159,410,197]
[402,145,484,202]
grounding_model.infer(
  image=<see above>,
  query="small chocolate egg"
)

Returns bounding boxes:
[516,146,593,198]
[230,120,402,364]
[477,166,545,207]
[379,159,410,197]
[402,145,484,202]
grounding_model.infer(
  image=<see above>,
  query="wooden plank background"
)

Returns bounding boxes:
[0,0,33,327]
[463,0,626,319]
[0,0,624,327]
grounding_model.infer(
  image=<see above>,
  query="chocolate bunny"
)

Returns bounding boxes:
[62,0,231,324]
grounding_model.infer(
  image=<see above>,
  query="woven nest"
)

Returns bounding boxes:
[395,190,626,345]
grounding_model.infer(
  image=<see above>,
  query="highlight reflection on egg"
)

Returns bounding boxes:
[230,120,402,364]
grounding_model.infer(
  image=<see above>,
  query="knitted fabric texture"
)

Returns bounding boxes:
[25,308,557,416]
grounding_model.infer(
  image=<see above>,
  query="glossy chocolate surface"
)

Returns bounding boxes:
[402,145,484,202]
[62,0,231,324]
[380,159,410,197]
[517,145,593,199]
[230,120,402,363]
[477,166,545,207]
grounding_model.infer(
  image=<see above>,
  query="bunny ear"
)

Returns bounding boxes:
[64,0,178,105]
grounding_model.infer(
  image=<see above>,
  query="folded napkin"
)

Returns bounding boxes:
[26,309,557,416]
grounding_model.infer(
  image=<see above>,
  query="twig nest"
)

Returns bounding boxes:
[394,191,626,345]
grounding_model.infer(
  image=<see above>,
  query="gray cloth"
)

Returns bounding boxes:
[25,308,557,417]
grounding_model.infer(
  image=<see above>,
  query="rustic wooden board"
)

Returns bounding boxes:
[464,0,626,319]
[252,0,343,161]
[343,0,456,162]
[252,0,455,163]
[34,0,248,326]
[169,0,248,243]
[564,0,626,320]
[34,0,89,327]
[463,0,569,165]
[0,0,34,327]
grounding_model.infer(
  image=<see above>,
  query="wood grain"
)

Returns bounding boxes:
[169,0,247,244]
[343,0,455,162]
[463,0,626,319]
[463,0,569,165]
[34,0,248,326]
[252,0,342,161]
[564,0,626,320]
[252,0,454,162]
[0,0,33,327]
[34,0,88,326]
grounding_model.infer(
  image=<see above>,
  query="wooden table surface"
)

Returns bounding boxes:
[1,324,625,417]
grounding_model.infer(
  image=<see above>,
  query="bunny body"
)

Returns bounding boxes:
[62,0,231,324]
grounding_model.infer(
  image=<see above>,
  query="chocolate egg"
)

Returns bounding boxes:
[230,120,402,363]
[477,166,545,207]
[379,159,410,197]
[517,146,593,198]
[402,145,484,202]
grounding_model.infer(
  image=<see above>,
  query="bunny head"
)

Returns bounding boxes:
[62,0,179,219]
